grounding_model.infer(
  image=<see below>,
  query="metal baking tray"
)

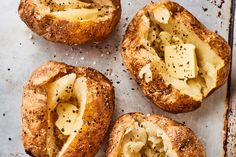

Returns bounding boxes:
[0,0,235,156]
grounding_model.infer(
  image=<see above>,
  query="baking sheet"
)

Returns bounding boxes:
[225,2,235,156]
[0,0,233,156]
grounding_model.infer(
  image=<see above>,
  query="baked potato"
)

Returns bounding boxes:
[18,0,121,45]
[122,1,231,113]
[106,113,206,157]
[21,61,115,157]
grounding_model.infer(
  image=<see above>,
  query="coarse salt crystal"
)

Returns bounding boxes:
[29,33,33,40]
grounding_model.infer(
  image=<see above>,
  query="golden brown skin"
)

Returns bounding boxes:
[18,0,121,45]
[21,61,115,157]
[122,1,231,113]
[106,113,206,157]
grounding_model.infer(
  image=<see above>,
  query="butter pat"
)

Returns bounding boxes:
[164,44,199,79]
[153,7,170,24]
[55,103,79,136]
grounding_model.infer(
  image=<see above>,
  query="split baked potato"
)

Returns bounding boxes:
[18,0,121,45]
[21,61,115,157]
[106,113,206,157]
[122,1,231,113]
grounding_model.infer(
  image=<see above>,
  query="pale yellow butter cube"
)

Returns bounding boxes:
[164,44,198,79]
[55,103,79,136]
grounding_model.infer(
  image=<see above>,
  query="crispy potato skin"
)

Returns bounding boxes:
[18,0,121,45]
[121,1,231,113]
[106,113,206,157]
[21,61,115,157]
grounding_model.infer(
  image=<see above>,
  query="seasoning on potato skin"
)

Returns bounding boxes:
[121,1,231,113]
[106,113,207,157]
[21,61,115,157]
[18,0,121,45]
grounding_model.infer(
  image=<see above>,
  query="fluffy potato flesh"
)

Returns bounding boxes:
[47,73,76,111]
[138,6,224,101]
[46,74,87,157]
[119,121,177,157]
[139,64,152,83]
[34,0,113,21]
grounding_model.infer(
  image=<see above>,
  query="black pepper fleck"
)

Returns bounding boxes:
[202,7,208,12]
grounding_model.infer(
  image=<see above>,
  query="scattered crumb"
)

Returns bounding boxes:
[218,11,222,17]
[110,72,115,77]
[28,33,33,40]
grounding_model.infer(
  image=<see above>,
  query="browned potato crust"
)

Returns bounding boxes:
[106,113,206,157]
[18,0,121,45]
[21,61,115,157]
[122,1,231,113]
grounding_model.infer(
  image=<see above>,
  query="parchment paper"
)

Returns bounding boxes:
[0,0,233,156]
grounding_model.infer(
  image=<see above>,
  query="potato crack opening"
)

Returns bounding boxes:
[119,119,177,157]
[37,0,112,20]
[46,73,87,157]
[138,6,224,101]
